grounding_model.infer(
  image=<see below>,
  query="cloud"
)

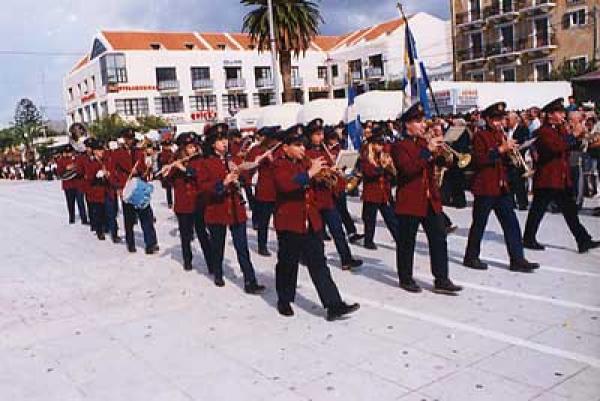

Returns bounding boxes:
[0,0,448,127]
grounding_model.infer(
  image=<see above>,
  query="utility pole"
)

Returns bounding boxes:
[267,0,282,105]
[593,5,598,66]
[449,0,457,81]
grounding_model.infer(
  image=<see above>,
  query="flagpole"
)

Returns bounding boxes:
[396,1,441,116]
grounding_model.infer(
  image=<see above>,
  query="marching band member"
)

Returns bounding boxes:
[305,118,363,271]
[198,123,265,293]
[158,132,176,209]
[166,132,213,271]
[83,139,109,241]
[112,128,159,254]
[360,127,398,249]
[245,126,281,256]
[391,102,462,294]
[103,141,121,243]
[272,127,360,320]
[56,144,88,225]
[523,98,600,253]
[325,127,364,244]
[78,138,95,232]
[463,102,539,272]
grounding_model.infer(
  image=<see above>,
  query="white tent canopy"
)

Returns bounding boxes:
[297,98,347,125]
[256,103,302,129]
[351,91,404,122]
[233,107,264,130]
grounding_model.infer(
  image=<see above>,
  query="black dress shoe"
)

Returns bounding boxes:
[214,277,225,287]
[69,219,75,224]
[183,261,193,271]
[463,258,488,270]
[433,280,463,295]
[111,235,122,244]
[326,302,360,321]
[342,258,363,271]
[145,245,159,255]
[509,259,537,272]
[81,220,89,225]
[244,282,266,294]
[257,248,271,257]
[348,233,365,244]
[523,240,545,251]
[363,242,378,250]
[97,232,106,241]
[127,245,137,253]
[445,225,458,235]
[399,281,422,293]
[578,240,600,254]
[277,302,294,317]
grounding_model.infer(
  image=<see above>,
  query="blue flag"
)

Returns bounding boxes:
[346,85,362,150]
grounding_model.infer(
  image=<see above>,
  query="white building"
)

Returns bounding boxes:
[63,12,452,132]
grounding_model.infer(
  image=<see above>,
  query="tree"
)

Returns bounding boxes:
[88,114,136,141]
[241,0,323,103]
[549,58,597,82]
[135,115,169,133]
[13,98,44,148]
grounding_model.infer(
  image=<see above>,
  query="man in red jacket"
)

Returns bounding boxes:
[523,98,600,253]
[198,123,265,294]
[391,102,462,294]
[56,144,88,225]
[273,126,359,321]
[463,102,539,272]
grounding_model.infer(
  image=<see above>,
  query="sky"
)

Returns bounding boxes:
[0,0,449,128]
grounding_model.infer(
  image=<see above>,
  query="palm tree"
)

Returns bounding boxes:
[241,0,323,103]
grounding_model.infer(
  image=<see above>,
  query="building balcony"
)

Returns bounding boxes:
[456,10,485,29]
[292,76,303,88]
[225,78,246,89]
[456,47,487,64]
[255,77,274,89]
[157,80,180,92]
[485,0,523,22]
[520,0,556,15]
[350,71,363,82]
[365,67,384,80]
[192,79,213,90]
[522,32,557,55]
[486,38,526,60]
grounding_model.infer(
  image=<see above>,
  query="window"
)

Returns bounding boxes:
[469,71,485,82]
[77,83,82,96]
[533,62,551,81]
[318,66,328,80]
[222,94,248,114]
[191,67,210,81]
[90,38,107,60]
[78,108,84,122]
[154,96,184,114]
[470,31,484,58]
[469,0,481,20]
[563,8,587,29]
[68,87,74,101]
[568,56,588,72]
[150,43,161,50]
[225,67,242,80]
[115,98,150,116]
[85,105,91,122]
[184,43,195,50]
[331,64,339,78]
[83,79,89,94]
[499,24,514,50]
[100,53,127,85]
[217,44,226,50]
[156,67,178,90]
[189,95,217,111]
[253,92,275,107]
[254,67,272,87]
[500,67,516,82]
[91,76,96,91]
[100,101,108,117]
[92,103,99,121]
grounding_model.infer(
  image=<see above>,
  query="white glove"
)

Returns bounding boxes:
[96,170,105,179]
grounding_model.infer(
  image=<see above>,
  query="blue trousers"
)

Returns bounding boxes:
[362,201,398,244]
[104,192,118,237]
[465,194,524,262]
[176,209,212,267]
[63,188,88,223]
[208,222,257,285]
[123,202,158,250]
[321,208,353,265]
[335,192,357,235]
[256,201,275,250]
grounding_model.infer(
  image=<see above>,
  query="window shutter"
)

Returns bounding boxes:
[562,14,570,30]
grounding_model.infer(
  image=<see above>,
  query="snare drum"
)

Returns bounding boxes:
[123,177,154,209]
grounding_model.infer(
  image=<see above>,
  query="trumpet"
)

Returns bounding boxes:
[305,156,338,189]
[503,138,535,179]
[424,133,471,169]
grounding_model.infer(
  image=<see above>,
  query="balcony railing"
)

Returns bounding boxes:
[365,67,384,79]
[456,47,486,63]
[157,80,180,91]
[225,78,246,89]
[485,0,523,20]
[292,76,303,87]
[456,9,484,27]
[486,38,526,58]
[255,77,274,88]
[192,79,213,90]
[520,0,556,14]
[523,31,557,52]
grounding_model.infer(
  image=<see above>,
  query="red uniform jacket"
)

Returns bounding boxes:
[56,155,81,190]
[470,128,510,197]
[83,157,108,203]
[197,155,247,226]
[361,154,393,204]
[391,137,444,217]
[533,123,576,190]
[76,154,93,195]
[167,156,202,214]
[247,146,277,203]
[305,145,335,210]
[273,156,323,234]
[111,148,146,189]
[328,144,347,196]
